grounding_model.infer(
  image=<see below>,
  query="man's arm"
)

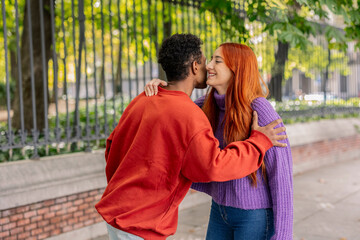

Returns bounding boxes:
[181,113,287,182]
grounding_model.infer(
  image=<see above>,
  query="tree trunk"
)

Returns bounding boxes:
[12,0,53,131]
[158,3,172,81]
[10,50,17,84]
[115,44,122,94]
[99,65,105,96]
[269,41,289,102]
[10,49,17,105]
[51,55,58,104]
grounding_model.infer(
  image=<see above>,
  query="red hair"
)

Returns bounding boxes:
[202,43,269,187]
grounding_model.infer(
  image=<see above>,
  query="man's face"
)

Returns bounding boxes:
[194,53,208,89]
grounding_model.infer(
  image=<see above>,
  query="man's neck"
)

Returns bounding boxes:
[163,78,194,97]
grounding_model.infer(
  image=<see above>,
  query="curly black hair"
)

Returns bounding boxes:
[158,33,203,82]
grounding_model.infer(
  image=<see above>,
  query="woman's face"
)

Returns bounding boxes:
[206,47,233,95]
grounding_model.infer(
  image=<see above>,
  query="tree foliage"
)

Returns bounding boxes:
[202,0,359,51]
[201,0,358,101]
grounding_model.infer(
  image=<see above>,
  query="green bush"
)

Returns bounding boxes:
[0,98,126,162]
[0,98,359,162]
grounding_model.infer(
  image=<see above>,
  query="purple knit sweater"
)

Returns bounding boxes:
[191,92,293,240]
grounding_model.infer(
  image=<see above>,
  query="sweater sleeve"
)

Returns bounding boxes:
[193,95,206,108]
[251,97,293,240]
[181,128,273,183]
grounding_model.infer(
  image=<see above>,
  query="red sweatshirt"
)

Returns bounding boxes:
[95,88,273,239]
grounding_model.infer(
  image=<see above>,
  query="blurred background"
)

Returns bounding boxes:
[0,0,359,240]
[0,0,359,160]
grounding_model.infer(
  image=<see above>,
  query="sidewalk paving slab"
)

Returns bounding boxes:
[92,158,360,240]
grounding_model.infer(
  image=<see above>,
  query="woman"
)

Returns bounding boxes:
[145,43,293,240]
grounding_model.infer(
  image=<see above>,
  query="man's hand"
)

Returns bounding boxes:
[144,79,168,96]
[251,111,287,147]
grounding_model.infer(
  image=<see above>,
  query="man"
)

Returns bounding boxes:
[95,34,287,240]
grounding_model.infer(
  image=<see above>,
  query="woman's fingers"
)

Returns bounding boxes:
[144,84,150,96]
[159,80,168,87]
[144,79,167,96]
[144,82,153,96]
[153,84,158,95]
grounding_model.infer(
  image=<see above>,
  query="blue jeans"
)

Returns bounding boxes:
[206,200,274,240]
[106,223,144,240]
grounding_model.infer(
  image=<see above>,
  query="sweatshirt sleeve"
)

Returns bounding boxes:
[181,128,273,183]
[252,97,293,240]
[105,131,115,162]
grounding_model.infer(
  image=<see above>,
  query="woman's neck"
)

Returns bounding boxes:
[213,86,227,95]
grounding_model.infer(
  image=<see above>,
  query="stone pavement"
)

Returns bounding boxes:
[93,158,360,240]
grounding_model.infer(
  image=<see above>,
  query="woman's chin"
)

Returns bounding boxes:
[206,80,214,86]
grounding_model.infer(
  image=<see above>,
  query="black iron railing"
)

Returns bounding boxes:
[0,0,359,161]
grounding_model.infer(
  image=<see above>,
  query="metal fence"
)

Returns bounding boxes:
[0,0,359,160]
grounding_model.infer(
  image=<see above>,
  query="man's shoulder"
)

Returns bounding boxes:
[161,95,206,118]
[155,94,210,129]
[128,92,208,122]
[121,92,212,144]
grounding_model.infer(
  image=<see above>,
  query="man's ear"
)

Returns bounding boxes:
[191,61,198,75]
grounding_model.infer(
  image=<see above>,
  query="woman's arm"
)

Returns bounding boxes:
[251,97,293,240]
[144,78,207,108]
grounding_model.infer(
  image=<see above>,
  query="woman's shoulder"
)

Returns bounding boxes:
[251,97,281,125]
[194,95,207,108]
[251,97,272,109]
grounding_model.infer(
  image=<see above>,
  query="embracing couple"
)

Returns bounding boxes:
[95,33,293,240]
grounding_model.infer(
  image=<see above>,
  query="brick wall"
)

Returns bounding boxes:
[0,189,104,240]
[291,134,360,165]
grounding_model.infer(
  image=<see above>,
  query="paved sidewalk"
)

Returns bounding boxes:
[94,158,360,240]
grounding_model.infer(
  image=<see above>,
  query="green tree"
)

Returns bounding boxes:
[2,0,226,133]
[202,0,359,101]
[11,0,54,131]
